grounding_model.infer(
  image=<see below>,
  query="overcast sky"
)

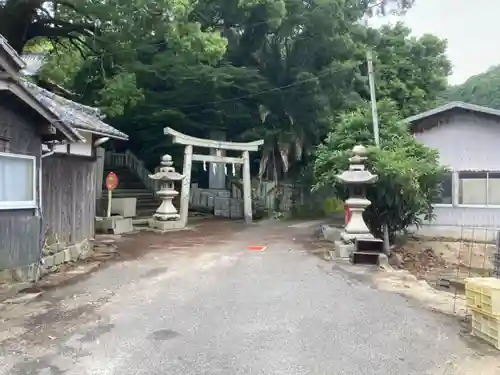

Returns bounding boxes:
[377,0,498,85]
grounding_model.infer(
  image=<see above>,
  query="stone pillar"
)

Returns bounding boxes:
[180,145,193,228]
[209,130,226,190]
[242,150,252,224]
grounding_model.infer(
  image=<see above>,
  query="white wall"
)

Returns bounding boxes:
[414,113,500,171]
[414,111,500,230]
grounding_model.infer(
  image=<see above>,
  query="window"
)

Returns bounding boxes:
[432,172,453,204]
[458,171,500,206]
[0,152,36,210]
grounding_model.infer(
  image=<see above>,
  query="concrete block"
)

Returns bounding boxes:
[321,225,342,242]
[214,197,230,210]
[54,251,65,265]
[69,245,81,260]
[79,239,93,259]
[63,248,72,262]
[214,209,230,217]
[111,198,137,218]
[97,216,134,234]
[43,255,55,268]
[334,240,354,259]
[217,190,231,198]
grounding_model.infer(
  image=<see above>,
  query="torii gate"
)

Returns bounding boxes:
[164,127,264,225]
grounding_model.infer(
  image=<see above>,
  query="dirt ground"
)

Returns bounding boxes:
[1,218,247,299]
[393,237,497,288]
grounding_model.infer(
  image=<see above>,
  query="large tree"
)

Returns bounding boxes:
[0,0,414,53]
[31,0,427,173]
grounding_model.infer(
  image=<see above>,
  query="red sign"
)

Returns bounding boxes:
[106,172,119,191]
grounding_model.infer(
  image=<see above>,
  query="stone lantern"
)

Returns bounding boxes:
[337,145,378,242]
[148,154,186,231]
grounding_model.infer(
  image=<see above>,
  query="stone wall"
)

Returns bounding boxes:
[189,184,243,218]
[0,238,93,283]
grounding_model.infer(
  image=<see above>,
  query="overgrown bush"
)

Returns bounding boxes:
[313,100,446,240]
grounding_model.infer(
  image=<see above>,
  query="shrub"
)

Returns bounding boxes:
[313,100,446,240]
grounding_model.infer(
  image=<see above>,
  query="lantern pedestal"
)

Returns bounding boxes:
[148,218,188,232]
[341,197,374,242]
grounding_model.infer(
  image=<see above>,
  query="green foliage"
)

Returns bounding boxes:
[323,197,344,215]
[369,23,451,118]
[313,100,446,238]
[37,43,84,88]
[441,65,500,109]
[23,0,449,181]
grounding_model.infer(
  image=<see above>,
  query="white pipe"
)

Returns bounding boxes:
[38,150,55,217]
[94,137,110,147]
[41,151,55,159]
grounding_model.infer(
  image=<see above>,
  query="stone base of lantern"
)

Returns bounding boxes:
[148,218,187,232]
[333,240,355,259]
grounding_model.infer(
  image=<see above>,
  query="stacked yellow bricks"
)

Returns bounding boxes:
[466,277,500,349]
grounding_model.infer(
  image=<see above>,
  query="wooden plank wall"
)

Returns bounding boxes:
[0,102,42,270]
[0,211,41,269]
[42,155,96,245]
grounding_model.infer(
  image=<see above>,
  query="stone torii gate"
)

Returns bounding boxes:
[164,127,264,225]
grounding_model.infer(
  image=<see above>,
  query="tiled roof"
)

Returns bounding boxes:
[21,79,129,140]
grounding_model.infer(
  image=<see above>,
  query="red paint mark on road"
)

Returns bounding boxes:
[248,245,267,252]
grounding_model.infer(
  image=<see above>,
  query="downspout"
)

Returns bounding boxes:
[34,150,55,283]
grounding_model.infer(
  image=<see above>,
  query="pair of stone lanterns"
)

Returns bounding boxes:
[147,146,384,264]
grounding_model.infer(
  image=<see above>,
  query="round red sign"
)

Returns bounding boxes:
[106,172,119,191]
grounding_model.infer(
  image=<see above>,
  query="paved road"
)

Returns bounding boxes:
[0,220,489,374]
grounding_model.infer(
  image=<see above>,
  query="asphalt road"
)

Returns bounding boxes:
[0,220,485,374]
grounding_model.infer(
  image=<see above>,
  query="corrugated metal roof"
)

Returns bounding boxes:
[404,101,500,124]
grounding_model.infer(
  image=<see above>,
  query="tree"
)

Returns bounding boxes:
[31,0,422,172]
[441,65,500,109]
[0,0,97,53]
[313,100,445,239]
[364,23,451,118]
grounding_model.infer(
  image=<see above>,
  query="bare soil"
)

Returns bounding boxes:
[394,237,497,288]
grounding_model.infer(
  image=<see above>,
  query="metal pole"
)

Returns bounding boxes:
[366,50,390,254]
[367,51,380,147]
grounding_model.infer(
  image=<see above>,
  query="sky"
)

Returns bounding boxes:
[377,0,498,85]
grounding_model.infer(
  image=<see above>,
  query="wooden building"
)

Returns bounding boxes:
[0,35,128,282]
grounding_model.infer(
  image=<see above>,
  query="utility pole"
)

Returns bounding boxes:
[366,51,380,147]
[366,50,390,255]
